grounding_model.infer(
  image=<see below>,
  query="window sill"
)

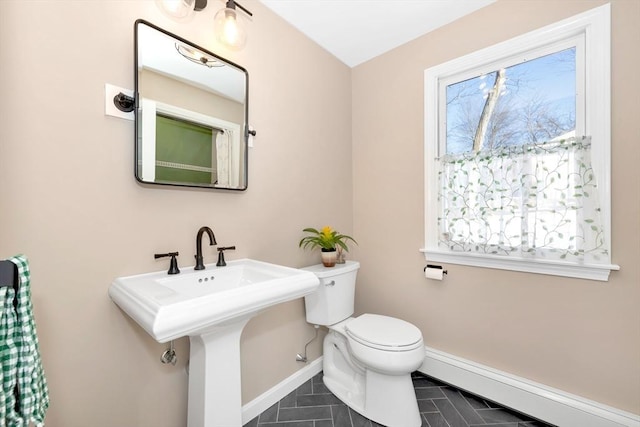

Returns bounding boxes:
[420,249,619,282]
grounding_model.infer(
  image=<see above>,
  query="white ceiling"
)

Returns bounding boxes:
[258,0,496,67]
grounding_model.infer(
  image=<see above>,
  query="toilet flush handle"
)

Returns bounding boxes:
[325,280,335,287]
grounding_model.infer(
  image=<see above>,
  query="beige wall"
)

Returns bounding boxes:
[352,0,640,415]
[0,1,351,426]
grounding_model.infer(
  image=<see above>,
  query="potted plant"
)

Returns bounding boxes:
[299,226,357,267]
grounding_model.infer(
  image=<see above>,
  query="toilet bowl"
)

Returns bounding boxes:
[303,261,425,427]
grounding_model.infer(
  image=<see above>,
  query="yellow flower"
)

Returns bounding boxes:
[321,226,333,237]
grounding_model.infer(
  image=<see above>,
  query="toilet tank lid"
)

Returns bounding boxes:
[301,260,360,278]
[345,314,423,348]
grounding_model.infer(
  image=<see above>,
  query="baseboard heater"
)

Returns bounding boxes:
[241,347,640,427]
[419,346,640,427]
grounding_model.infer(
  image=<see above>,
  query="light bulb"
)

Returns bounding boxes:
[223,15,239,45]
[214,6,247,50]
[156,0,196,20]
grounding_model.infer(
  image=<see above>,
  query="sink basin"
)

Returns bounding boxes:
[109,258,320,342]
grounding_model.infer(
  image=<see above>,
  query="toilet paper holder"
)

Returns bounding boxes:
[424,264,448,275]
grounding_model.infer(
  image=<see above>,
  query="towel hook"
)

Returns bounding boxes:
[0,260,19,293]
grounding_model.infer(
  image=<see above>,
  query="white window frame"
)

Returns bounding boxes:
[421,4,619,281]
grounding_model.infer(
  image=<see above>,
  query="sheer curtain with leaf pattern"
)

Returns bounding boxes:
[437,136,608,264]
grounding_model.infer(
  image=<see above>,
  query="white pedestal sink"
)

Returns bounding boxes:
[109,259,320,427]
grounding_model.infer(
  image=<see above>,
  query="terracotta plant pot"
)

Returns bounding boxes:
[321,249,337,267]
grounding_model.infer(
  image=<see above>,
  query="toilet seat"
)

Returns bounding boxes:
[345,314,423,352]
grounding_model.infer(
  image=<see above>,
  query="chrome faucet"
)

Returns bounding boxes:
[195,226,217,270]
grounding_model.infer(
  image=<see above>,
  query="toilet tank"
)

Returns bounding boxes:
[303,261,360,326]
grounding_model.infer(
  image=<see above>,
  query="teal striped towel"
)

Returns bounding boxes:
[0,255,49,426]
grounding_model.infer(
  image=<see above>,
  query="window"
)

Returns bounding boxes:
[422,4,618,281]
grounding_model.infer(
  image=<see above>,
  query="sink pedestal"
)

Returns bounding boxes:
[187,316,252,427]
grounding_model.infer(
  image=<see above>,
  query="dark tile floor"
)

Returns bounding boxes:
[244,371,555,427]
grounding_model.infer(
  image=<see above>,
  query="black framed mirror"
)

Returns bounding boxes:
[134,19,249,190]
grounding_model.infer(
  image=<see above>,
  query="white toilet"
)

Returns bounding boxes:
[303,261,425,427]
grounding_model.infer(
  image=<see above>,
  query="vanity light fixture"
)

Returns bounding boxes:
[156,0,253,51]
[175,43,225,67]
[213,0,253,51]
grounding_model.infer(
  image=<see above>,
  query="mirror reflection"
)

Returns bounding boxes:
[135,20,248,190]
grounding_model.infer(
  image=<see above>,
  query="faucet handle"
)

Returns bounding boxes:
[154,252,180,275]
[216,246,236,267]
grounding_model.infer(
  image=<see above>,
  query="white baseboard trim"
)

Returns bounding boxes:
[242,357,323,424]
[420,346,640,427]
